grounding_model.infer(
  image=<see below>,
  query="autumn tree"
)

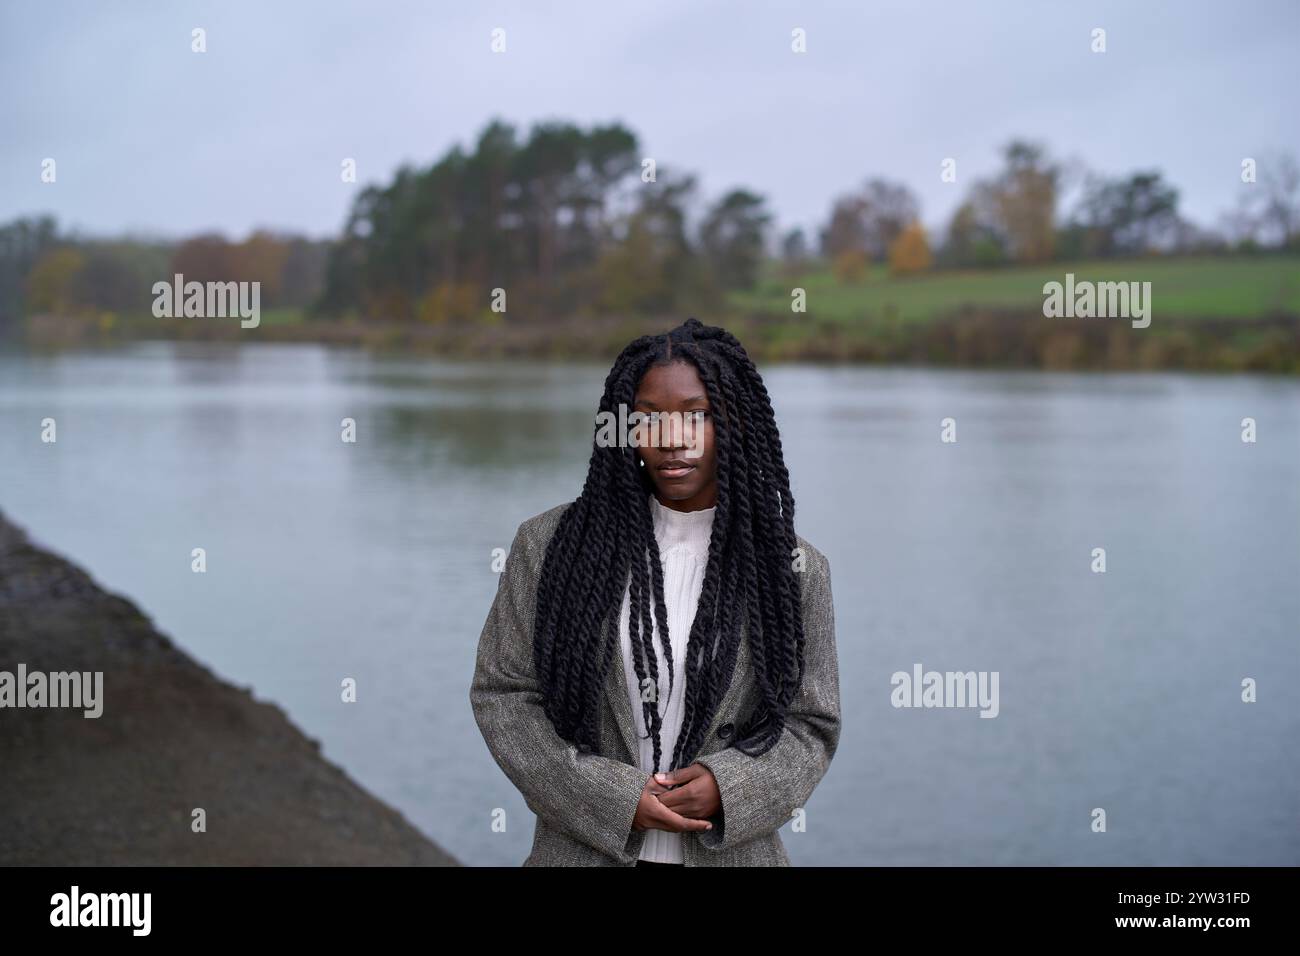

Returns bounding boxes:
[888,222,932,275]
[967,141,1060,263]
[820,178,920,262]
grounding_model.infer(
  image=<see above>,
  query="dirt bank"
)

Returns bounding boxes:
[0,510,457,865]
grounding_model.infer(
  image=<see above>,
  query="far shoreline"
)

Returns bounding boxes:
[13,308,1300,375]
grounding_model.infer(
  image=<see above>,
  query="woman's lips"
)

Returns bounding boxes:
[658,462,696,479]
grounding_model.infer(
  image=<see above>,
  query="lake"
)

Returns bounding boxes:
[1,341,1297,865]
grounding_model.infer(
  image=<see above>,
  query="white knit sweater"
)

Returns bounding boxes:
[619,493,716,864]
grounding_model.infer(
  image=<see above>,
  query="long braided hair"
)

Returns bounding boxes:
[533,317,806,772]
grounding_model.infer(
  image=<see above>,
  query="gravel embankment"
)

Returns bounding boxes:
[0,510,457,865]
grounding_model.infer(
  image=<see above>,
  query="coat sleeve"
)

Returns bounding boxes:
[469,520,649,864]
[693,545,841,851]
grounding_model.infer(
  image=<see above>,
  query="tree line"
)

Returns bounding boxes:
[1,118,1295,333]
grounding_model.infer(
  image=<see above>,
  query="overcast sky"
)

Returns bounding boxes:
[2,0,1296,244]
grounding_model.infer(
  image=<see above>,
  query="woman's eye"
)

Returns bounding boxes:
[689,410,708,423]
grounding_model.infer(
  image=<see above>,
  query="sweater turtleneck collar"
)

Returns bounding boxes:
[649,493,715,553]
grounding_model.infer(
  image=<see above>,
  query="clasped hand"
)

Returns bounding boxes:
[631,763,721,834]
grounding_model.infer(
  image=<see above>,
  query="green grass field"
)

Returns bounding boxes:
[24,254,1296,371]
[731,256,1300,324]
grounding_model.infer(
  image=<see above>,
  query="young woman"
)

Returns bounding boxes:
[469,317,841,867]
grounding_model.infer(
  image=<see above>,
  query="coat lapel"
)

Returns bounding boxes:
[604,617,751,764]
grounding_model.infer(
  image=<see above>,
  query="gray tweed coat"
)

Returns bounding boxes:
[469,502,841,866]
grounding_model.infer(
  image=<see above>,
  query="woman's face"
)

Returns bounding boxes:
[632,359,719,512]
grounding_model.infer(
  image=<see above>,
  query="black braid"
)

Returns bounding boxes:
[533,317,806,770]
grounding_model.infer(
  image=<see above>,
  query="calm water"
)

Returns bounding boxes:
[1,342,1297,866]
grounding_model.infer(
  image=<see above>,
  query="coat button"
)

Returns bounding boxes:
[717,722,734,740]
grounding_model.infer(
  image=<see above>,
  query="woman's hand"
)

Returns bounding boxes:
[632,774,715,833]
[650,764,722,820]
